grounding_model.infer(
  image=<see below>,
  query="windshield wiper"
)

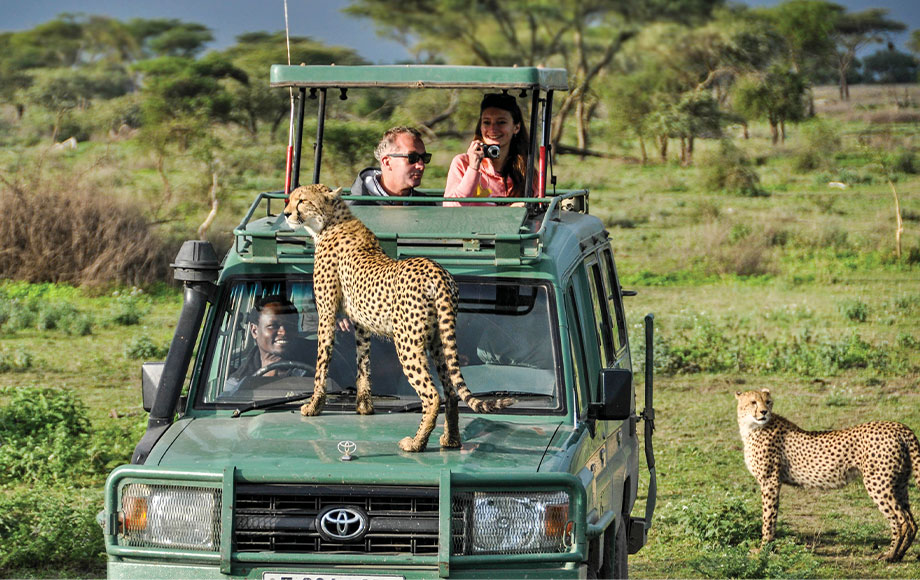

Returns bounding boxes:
[469,391,554,399]
[386,392,553,414]
[231,390,404,417]
[231,392,312,417]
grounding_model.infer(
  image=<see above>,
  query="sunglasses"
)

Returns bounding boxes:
[387,152,432,164]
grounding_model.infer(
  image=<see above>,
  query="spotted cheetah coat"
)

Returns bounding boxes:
[284,184,513,452]
[735,388,920,562]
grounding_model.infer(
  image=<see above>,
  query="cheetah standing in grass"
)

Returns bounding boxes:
[735,389,920,561]
[284,184,513,452]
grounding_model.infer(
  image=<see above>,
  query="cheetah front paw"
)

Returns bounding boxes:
[398,436,426,453]
[356,394,374,415]
[300,399,325,416]
[439,432,461,449]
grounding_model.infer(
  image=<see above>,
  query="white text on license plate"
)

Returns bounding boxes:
[262,574,404,580]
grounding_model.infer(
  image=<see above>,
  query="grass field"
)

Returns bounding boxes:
[0,84,918,577]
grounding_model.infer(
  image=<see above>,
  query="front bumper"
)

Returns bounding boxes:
[104,466,595,579]
[107,561,587,580]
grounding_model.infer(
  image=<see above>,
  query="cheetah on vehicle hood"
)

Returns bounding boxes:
[284,184,514,452]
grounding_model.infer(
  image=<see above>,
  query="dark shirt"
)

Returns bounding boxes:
[349,168,432,206]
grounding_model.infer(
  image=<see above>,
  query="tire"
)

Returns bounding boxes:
[598,519,628,579]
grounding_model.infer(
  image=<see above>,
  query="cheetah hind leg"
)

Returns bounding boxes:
[354,325,374,415]
[865,473,913,562]
[431,336,460,449]
[394,345,440,453]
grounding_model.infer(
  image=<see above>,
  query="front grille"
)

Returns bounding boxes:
[234,484,439,555]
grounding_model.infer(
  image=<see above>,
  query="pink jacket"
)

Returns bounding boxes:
[443,154,522,207]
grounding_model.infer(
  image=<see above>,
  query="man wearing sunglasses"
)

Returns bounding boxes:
[350,126,433,206]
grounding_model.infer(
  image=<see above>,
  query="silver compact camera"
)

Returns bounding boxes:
[483,144,500,159]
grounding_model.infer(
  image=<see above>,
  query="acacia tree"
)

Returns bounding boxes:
[218,32,365,139]
[909,30,920,56]
[832,9,906,100]
[345,0,720,150]
[757,0,841,76]
[733,65,808,144]
[133,54,247,222]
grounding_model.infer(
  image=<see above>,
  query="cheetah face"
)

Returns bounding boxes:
[284,184,342,237]
[735,388,773,429]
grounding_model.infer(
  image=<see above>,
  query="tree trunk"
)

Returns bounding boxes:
[576,99,588,155]
[770,122,779,145]
[638,134,648,164]
[887,177,904,259]
[197,171,220,241]
[658,135,668,162]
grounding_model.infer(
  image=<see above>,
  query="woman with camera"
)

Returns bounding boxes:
[443,93,532,206]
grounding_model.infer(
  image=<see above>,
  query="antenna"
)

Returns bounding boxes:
[283,0,294,196]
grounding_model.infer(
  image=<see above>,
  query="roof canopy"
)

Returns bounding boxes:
[269,65,569,91]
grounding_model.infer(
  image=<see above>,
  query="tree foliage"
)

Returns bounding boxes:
[832,8,906,100]
[345,0,723,150]
[733,65,808,144]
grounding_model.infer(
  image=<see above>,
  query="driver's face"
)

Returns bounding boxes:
[251,312,298,358]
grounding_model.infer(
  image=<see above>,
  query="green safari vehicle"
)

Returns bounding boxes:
[101,65,657,579]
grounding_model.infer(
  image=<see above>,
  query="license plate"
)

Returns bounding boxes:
[262,574,404,580]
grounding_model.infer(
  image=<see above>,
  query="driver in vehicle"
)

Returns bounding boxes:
[225,295,312,392]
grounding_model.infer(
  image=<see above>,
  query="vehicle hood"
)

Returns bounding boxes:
[149,411,564,481]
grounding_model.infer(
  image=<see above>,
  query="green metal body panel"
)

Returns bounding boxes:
[270,65,569,91]
[142,413,566,476]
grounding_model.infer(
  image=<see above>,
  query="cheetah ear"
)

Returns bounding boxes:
[327,187,344,199]
[734,391,743,399]
[761,388,770,395]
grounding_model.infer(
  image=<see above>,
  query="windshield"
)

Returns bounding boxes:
[196,277,562,414]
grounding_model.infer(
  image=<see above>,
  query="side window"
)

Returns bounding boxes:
[586,257,614,368]
[565,286,588,417]
[599,249,627,353]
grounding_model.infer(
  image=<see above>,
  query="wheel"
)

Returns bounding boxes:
[254,361,314,377]
[598,519,628,579]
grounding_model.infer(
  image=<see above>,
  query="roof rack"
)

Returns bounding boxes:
[270,65,569,91]
[232,190,589,266]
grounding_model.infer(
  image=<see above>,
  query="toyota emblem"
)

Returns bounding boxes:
[338,440,357,461]
[316,506,368,542]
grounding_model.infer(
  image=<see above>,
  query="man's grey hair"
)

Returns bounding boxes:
[374,126,423,162]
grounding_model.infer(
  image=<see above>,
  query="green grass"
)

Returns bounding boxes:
[1,84,919,577]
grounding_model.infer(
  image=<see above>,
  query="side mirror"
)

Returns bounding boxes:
[589,368,633,421]
[141,362,165,412]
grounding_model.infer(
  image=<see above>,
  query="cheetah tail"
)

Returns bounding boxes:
[908,426,920,491]
[433,275,515,414]
[457,386,516,413]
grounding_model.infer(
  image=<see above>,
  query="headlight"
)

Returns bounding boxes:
[120,483,222,551]
[452,491,570,555]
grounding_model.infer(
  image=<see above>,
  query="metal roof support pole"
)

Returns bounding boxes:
[542,90,554,196]
[312,87,327,185]
[525,90,540,198]
[292,87,307,190]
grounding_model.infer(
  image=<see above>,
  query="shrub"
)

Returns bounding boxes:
[124,334,169,360]
[110,289,150,326]
[652,317,896,377]
[36,302,94,335]
[691,541,820,579]
[0,179,171,286]
[672,494,762,547]
[0,488,105,576]
[838,299,869,322]
[0,387,135,485]
[794,119,842,172]
[0,349,34,373]
[701,140,766,197]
